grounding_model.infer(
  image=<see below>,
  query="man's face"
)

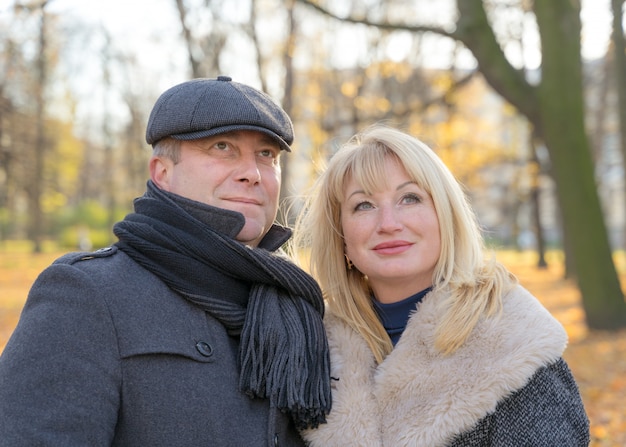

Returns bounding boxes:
[150,130,282,247]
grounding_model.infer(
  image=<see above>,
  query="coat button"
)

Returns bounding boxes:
[273,433,279,446]
[195,341,213,357]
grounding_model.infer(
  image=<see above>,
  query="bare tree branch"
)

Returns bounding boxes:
[295,0,455,38]
[175,0,201,77]
[295,0,539,128]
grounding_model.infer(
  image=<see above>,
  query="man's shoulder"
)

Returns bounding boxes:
[42,245,187,315]
[53,245,120,265]
[49,245,152,286]
[52,245,139,275]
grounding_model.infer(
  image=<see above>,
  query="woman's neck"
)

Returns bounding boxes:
[370,277,433,304]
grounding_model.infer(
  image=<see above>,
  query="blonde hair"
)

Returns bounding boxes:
[293,125,516,363]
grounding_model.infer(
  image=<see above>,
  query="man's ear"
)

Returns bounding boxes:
[149,156,172,191]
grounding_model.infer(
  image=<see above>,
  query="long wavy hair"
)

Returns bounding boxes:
[293,125,516,363]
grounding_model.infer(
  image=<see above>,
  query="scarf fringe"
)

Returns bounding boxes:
[239,284,331,429]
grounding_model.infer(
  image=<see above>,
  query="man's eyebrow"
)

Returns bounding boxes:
[218,132,280,148]
[258,135,281,148]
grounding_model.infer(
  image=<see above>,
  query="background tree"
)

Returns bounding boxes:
[297,0,626,329]
[611,0,626,248]
[14,0,52,253]
[0,0,623,328]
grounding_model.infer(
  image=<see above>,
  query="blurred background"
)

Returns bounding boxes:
[3,0,625,326]
[1,0,626,443]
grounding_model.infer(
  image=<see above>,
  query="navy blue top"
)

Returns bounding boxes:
[373,287,432,345]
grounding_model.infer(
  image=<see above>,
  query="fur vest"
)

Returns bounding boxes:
[301,285,590,446]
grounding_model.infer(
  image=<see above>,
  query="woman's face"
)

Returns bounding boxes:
[340,156,441,303]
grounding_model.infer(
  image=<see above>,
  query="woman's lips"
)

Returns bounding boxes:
[372,241,413,255]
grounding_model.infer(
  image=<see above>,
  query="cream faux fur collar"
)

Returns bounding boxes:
[302,285,567,447]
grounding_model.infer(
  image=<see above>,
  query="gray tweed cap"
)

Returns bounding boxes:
[146,76,293,151]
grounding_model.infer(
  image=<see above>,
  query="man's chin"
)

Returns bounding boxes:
[235,224,267,247]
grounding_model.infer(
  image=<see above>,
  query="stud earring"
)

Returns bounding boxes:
[344,254,353,270]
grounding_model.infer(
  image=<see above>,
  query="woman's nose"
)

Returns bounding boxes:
[377,206,402,232]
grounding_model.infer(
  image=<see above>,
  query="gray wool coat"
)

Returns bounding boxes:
[301,285,590,447]
[0,243,305,447]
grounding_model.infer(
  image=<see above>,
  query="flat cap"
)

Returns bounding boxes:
[146,76,293,151]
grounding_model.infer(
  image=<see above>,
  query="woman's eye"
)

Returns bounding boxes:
[355,201,374,211]
[401,193,421,204]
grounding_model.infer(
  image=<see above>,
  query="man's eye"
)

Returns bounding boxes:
[260,148,281,159]
[214,141,229,150]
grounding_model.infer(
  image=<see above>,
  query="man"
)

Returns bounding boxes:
[0,76,330,446]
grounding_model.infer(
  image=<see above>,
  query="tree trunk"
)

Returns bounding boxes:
[529,135,547,268]
[611,0,626,250]
[175,0,201,78]
[30,1,49,253]
[534,0,626,328]
[279,0,297,226]
[101,33,116,245]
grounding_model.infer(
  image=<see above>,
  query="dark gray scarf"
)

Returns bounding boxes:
[113,181,330,429]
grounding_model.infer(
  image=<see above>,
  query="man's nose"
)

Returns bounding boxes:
[235,153,262,184]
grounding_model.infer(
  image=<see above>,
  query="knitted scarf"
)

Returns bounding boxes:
[113,182,330,429]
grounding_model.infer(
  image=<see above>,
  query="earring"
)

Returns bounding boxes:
[344,254,353,270]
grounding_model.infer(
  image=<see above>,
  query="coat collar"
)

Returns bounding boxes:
[303,285,567,447]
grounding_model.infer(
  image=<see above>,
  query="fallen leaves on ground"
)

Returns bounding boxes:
[1,249,625,445]
[0,251,55,353]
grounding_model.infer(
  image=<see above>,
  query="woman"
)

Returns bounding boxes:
[294,125,589,446]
